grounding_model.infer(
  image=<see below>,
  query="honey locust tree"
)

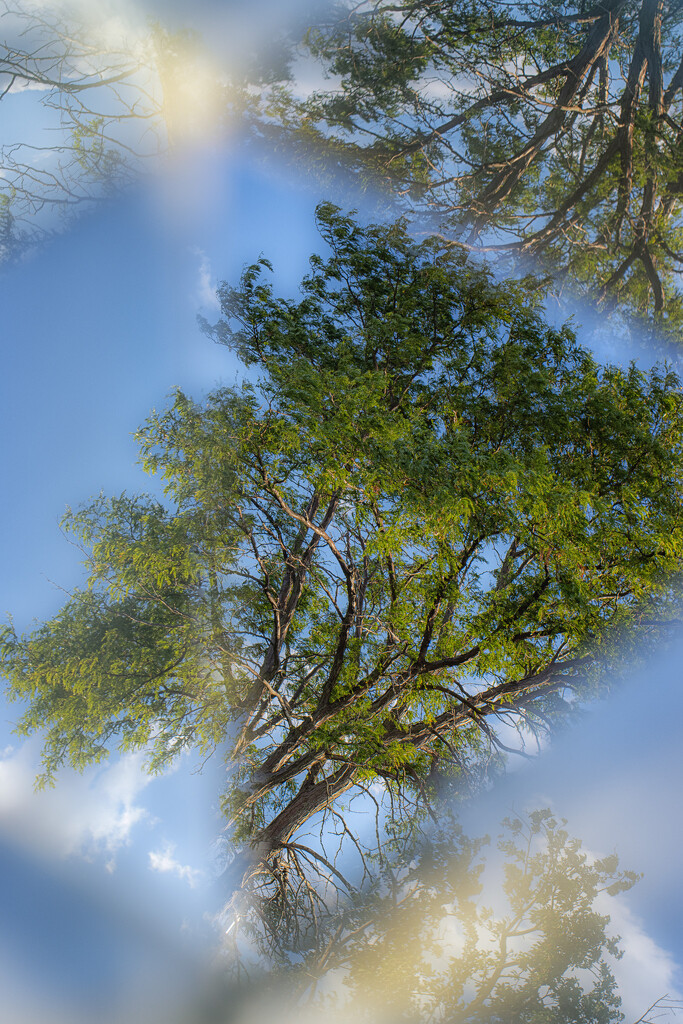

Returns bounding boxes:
[257,0,683,326]
[2,205,683,937]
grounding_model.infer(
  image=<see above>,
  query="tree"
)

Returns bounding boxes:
[256,0,683,327]
[0,4,182,254]
[2,205,683,931]
[221,810,682,1024]
[283,809,641,1024]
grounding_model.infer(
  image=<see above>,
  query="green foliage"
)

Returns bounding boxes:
[3,207,683,859]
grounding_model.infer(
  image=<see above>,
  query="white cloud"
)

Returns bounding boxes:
[148,841,203,887]
[191,247,220,312]
[5,79,52,94]
[597,894,682,1023]
[0,739,152,860]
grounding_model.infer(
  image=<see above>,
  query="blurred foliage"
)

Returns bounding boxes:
[285,809,640,1024]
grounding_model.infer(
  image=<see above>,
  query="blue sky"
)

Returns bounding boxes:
[2,4,683,1022]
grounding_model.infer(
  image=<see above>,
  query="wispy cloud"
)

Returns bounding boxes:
[191,246,220,312]
[0,739,152,860]
[148,841,203,888]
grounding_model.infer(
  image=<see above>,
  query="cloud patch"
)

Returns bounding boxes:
[597,894,682,1022]
[148,841,203,887]
[192,247,220,312]
[0,739,152,860]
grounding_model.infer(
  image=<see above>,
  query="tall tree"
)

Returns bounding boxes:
[3,206,683,931]
[256,0,683,327]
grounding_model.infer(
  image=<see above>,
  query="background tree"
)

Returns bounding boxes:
[3,206,683,936]
[255,0,683,328]
[282,809,641,1024]
[0,3,191,255]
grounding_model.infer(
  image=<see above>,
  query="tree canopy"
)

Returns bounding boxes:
[253,0,683,327]
[3,205,683,926]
